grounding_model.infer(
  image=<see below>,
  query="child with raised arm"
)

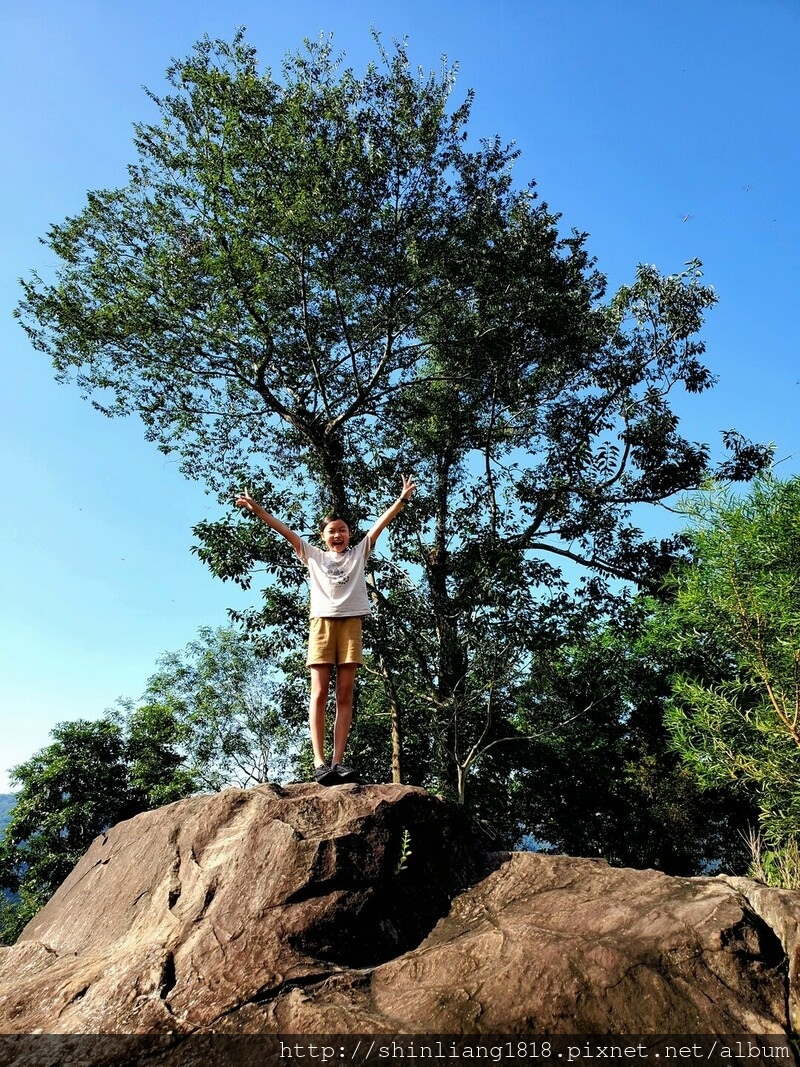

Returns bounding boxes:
[235,475,416,785]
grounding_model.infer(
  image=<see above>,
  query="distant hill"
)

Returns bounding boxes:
[0,794,16,834]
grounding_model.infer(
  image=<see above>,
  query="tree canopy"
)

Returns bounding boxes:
[15,29,771,812]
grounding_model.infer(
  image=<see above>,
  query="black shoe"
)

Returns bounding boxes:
[313,763,338,785]
[331,763,360,783]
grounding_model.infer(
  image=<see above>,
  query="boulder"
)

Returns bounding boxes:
[0,783,482,1034]
[0,782,798,1044]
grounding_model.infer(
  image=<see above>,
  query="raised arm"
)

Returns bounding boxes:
[367,474,416,546]
[235,491,303,554]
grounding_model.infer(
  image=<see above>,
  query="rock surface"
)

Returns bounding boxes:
[0,783,798,1039]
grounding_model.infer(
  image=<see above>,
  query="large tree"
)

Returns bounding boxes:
[16,30,770,806]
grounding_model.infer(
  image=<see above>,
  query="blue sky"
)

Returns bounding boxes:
[1,0,798,791]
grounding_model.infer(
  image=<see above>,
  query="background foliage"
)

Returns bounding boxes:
[0,713,193,943]
[659,476,800,888]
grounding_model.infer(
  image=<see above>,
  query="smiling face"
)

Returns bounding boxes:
[321,518,351,553]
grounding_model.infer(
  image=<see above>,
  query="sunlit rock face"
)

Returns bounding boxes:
[0,782,798,1040]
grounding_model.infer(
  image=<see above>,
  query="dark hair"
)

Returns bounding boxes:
[318,512,350,534]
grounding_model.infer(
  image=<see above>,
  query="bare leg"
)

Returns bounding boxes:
[308,664,332,766]
[332,663,358,766]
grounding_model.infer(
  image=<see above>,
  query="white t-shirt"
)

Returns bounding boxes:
[295,536,373,618]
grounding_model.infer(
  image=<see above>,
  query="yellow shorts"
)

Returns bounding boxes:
[306,616,364,666]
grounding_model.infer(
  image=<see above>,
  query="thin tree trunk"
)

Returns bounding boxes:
[390,696,403,784]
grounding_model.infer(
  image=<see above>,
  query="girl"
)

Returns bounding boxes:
[235,475,416,784]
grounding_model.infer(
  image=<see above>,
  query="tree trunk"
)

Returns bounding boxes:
[456,762,467,805]
[390,697,403,785]
[427,456,467,798]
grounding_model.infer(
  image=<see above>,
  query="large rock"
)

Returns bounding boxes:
[0,783,798,1042]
